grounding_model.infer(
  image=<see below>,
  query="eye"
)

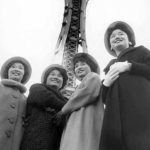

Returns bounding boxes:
[48,72,54,77]
[118,32,124,35]
[75,63,79,69]
[110,34,115,39]
[58,74,63,78]
[11,65,16,68]
[19,66,24,70]
[82,62,86,65]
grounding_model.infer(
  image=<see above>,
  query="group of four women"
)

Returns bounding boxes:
[0,20,150,150]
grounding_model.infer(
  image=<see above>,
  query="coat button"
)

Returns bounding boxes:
[10,103,16,108]
[8,118,15,124]
[12,95,18,98]
[5,130,12,138]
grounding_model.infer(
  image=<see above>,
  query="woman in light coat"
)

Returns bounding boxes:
[58,53,104,150]
[100,21,150,150]
[0,56,32,150]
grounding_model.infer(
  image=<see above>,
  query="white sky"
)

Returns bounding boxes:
[0,0,150,93]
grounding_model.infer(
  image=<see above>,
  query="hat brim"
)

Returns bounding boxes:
[41,64,68,89]
[104,21,136,57]
[0,57,32,84]
[72,53,100,74]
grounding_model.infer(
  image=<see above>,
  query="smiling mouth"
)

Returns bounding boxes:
[51,80,59,83]
[78,70,84,74]
[12,71,21,76]
[114,39,123,43]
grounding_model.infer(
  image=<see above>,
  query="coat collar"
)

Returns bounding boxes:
[43,84,67,101]
[1,79,26,93]
[104,46,140,74]
[117,46,136,59]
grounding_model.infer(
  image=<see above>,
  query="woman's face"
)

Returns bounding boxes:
[74,61,91,81]
[110,29,130,52]
[46,69,63,89]
[8,62,25,82]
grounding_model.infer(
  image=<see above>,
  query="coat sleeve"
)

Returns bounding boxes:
[101,83,109,104]
[62,73,101,114]
[129,46,150,80]
[27,84,65,110]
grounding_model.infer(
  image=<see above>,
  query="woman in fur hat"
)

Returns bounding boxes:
[0,56,31,150]
[100,21,150,150]
[58,53,104,150]
[20,64,68,150]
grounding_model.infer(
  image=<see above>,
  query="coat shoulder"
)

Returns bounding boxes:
[89,72,101,81]
[135,45,150,52]
[29,83,44,91]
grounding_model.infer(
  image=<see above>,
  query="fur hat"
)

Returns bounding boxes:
[104,21,136,57]
[72,53,100,74]
[41,64,68,89]
[1,56,32,84]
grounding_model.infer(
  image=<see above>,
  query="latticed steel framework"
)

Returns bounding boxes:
[55,0,89,97]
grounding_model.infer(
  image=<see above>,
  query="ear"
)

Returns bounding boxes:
[111,46,113,51]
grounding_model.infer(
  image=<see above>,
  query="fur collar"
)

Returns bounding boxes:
[1,79,26,93]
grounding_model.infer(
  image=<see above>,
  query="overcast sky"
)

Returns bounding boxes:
[0,0,150,93]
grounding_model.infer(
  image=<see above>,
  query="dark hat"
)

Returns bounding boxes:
[104,21,136,57]
[72,53,100,74]
[41,64,68,89]
[1,56,32,84]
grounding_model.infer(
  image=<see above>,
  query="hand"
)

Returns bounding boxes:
[110,61,132,74]
[103,67,119,87]
[45,107,56,115]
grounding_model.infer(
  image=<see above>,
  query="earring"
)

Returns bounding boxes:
[129,42,132,45]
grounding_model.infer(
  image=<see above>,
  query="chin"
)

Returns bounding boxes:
[51,85,59,90]
[10,78,21,82]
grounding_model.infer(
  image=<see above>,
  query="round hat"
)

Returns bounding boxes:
[104,21,136,57]
[72,53,100,74]
[1,56,32,84]
[41,64,68,89]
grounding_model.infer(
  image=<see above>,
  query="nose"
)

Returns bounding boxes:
[52,75,59,80]
[114,34,120,39]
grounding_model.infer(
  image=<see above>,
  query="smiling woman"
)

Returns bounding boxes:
[46,70,63,90]
[20,64,68,150]
[100,21,150,150]
[58,53,104,150]
[0,56,32,150]
[8,62,25,83]
[109,29,132,56]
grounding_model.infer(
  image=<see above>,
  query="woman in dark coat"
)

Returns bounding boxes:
[20,64,68,150]
[99,21,150,150]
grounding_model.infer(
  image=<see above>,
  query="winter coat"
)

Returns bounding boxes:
[60,72,104,150]
[20,83,67,150]
[0,79,27,150]
[100,46,150,150]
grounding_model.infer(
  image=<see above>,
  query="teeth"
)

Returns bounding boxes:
[13,73,20,75]
[78,70,84,73]
[115,39,122,43]
[51,80,59,83]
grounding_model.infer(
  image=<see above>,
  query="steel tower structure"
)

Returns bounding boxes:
[55,0,89,98]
